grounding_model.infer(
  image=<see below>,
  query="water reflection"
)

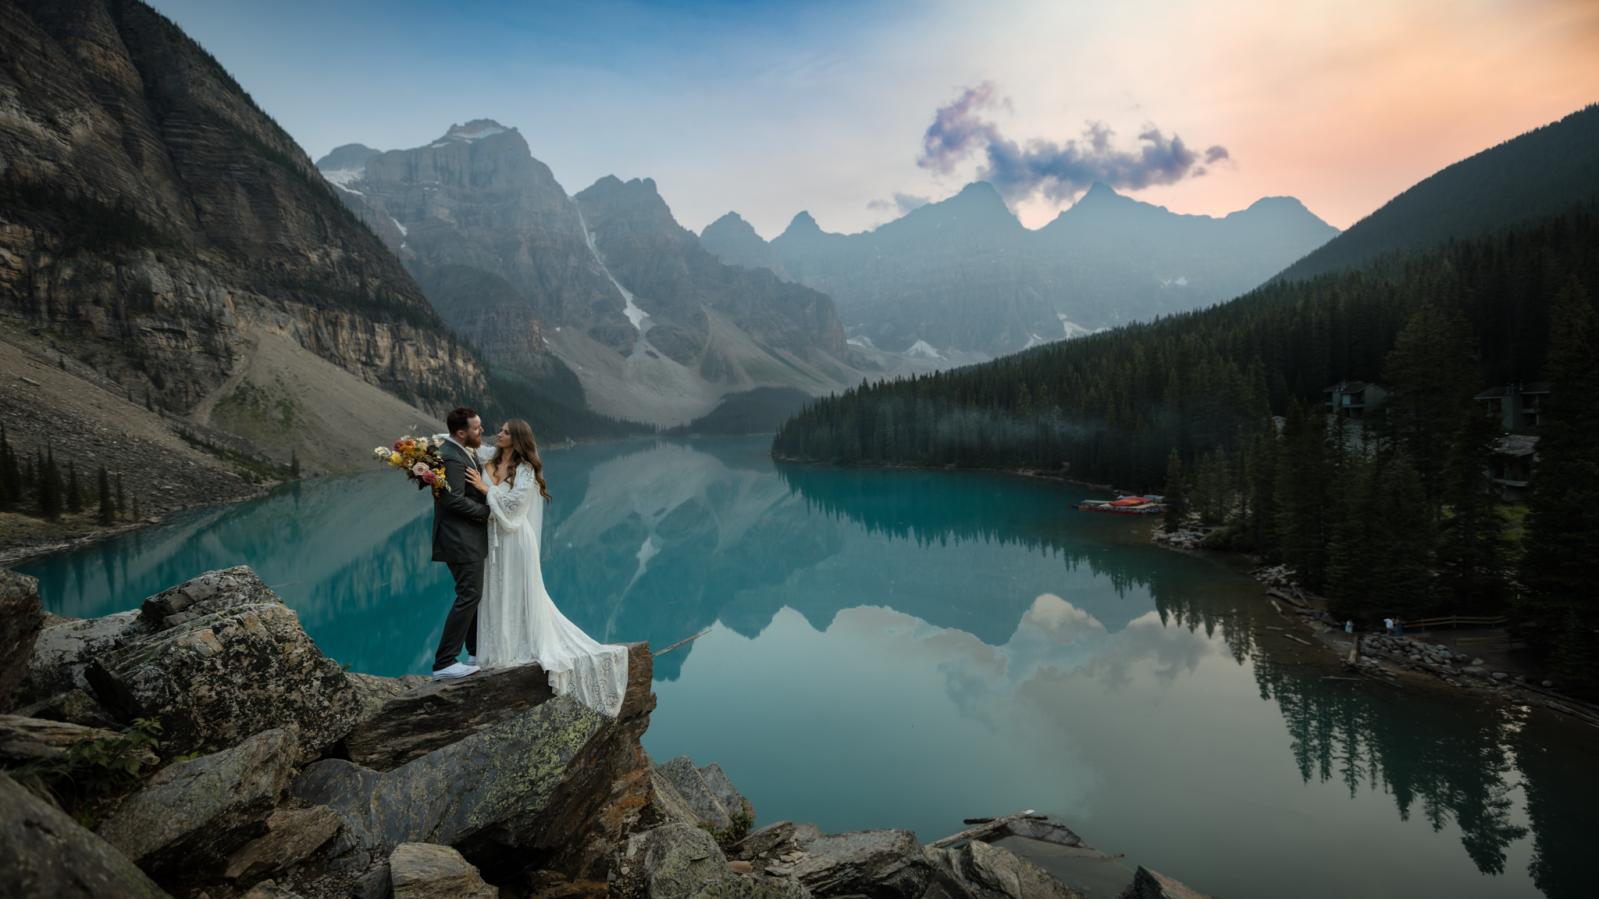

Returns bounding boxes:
[18,436,1597,899]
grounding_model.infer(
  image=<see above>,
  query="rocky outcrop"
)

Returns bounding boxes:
[96,727,300,880]
[651,755,753,833]
[0,569,43,705]
[12,609,148,709]
[389,843,497,899]
[85,568,361,759]
[923,840,1084,899]
[340,661,555,770]
[0,772,170,898]
[781,829,932,897]
[613,823,811,899]
[289,644,657,893]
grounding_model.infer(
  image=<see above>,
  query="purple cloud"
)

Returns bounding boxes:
[917,83,1232,202]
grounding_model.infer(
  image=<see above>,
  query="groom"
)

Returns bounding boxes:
[431,406,489,680]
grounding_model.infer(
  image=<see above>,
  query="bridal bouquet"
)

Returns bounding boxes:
[374,435,449,496]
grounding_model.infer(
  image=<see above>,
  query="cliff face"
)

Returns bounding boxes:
[319,123,860,427]
[0,0,486,450]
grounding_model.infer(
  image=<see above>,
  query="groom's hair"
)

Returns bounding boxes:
[447,407,478,434]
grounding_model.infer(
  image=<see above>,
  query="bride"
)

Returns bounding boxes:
[462,419,628,717]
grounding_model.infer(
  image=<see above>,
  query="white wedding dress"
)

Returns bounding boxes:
[476,457,628,717]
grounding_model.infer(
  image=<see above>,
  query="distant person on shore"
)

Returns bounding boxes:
[1345,620,1354,635]
[1384,617,1395,635]
[1394,618,1404,637]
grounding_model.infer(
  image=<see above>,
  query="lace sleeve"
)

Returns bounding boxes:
[486,465,536,531]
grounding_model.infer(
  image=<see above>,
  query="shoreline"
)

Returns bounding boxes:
[1152,524,1599,730]
[0,432,658,567]
[769,452,1136,495]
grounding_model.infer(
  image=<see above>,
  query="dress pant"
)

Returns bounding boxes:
[433,559,484,671]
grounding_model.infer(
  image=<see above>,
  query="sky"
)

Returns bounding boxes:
[150,0,1599,235]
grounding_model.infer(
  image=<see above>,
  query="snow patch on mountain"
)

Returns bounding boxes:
[906,339,943,359]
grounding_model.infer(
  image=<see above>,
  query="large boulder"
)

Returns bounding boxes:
[922,840,1085,899]
[12,609,148,711]
[389,842,497,899]
[289,645,658,892]
[1,569,48,707]
[341,662,555,770]
[0,771,169,898]
[780,829,932,897]
[96,727,300,882]
[224,806,344,884]
[0,713,153,767]
[652,755,751,832]
[85,568,360,759]
[613,823,810,899]
[730,821,822,863]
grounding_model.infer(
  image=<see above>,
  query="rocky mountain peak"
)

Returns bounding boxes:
[441,119,514,142]
[779,211,823,239]
[316,143,380,172]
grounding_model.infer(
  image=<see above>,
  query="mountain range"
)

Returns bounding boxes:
[316,123,862,427]
[702,180,1340,357]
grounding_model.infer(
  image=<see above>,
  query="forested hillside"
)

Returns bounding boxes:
[773,206,1599,692]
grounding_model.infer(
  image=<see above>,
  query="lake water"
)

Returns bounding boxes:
[18,435,1596,899]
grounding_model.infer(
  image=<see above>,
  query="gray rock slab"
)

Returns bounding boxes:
[0,568,43,707]
[224,805,344,882]
[342,661,555,770]
[389,842,497,899]
[787,829,931,897]
[0,771,169,898]
[97,727,299,878]
[293,693,605,854]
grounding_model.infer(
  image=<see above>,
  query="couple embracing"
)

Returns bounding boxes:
[429,406,627,717]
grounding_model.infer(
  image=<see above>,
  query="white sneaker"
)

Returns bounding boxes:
[465,655,477,666]
[432,662,480,680]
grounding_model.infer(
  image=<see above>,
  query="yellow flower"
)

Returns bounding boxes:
[389,452,403,465]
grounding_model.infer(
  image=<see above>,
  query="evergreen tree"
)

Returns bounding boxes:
[1367,452,1434,616]
[289,449,301,478]
[0,423,17,511]
[115,473,126,519]
[1383,300,1477,512]
[66,461,83,514]
[1518,277,1599,695]
[97,465,114,526]
[1437,408,1508,609]
[1274,404,1332,590]
[1162,450,1187,533]
[131,494,141,521]
[38,449,62,520]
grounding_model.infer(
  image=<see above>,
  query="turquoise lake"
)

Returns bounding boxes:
[18,435,1596,899]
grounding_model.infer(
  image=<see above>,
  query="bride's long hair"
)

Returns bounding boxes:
[491,418,551,501]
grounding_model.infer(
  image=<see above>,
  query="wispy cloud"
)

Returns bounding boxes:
[867,192,932,215]
[917,82,1231,202]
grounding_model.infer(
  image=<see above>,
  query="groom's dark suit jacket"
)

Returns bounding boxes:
[432,440,489,563]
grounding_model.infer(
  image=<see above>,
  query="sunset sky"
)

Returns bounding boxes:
[151,0,1599,235]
